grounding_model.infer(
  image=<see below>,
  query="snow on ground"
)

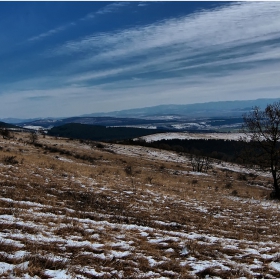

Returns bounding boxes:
[1,134,280,278]
[137,132,248,142]
[107,143,188,164]
[108,142,269,178]
[23,125,45,131]
[1,193,280,278]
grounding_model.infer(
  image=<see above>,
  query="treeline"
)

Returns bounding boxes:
[48,123,165,141]
[47,123,252,164]
[122,138,249,164]
[0,121,19,129]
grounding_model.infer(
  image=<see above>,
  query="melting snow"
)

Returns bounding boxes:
[270,262,280,272]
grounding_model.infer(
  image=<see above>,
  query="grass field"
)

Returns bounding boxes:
[0,132,280,278]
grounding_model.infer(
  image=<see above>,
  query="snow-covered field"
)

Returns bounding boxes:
[137,132,248,142]
[0,132,280,278]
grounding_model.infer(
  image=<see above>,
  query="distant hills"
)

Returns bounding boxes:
[82,98,280,118]
[15,116,165,129]
[0,121,20,129]
[1,98,279,135]
[2,98,279,125]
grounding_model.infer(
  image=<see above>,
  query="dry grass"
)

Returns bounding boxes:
[0,132,280,278]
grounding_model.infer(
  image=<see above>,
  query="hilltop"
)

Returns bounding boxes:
[0,131,280,278]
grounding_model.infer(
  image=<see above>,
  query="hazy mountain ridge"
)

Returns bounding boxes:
[2,98,277,124]
[2,99,279,133]
[82,98,280,118]
[17,116,166,129]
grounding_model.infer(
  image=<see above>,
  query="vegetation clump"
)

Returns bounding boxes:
[242,101,280,199]
[2,155,18,165]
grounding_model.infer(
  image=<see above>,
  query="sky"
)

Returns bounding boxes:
[1,1,280,119]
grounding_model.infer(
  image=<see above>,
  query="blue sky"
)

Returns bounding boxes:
[1,1,280,118]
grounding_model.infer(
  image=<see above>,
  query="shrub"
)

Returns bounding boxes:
[237,173,247,181]
[225,182,232,189]
[29,132,38,144]
[3,156,18,165]
[34,142,43,148]
[159,164,165,170]
[125,165,132,176]
[0,129,11,139]
[146,176,153,184]
[232,190,238,196]
[192,179,198,185]
[96,143,105,149]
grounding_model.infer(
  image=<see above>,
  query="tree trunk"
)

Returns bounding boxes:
[273,181,280,199]
[271,170,280,199]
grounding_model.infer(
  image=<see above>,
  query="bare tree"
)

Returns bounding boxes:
[242,101,280,199]
[29,132,38,144]
[190,154,211,173]
[0,128,11,139]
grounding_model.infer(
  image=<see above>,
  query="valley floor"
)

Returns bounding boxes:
[0,132,280,278]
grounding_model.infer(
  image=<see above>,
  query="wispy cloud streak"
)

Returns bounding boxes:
[2,1,280,118]
[27,2,129,42]
[48,1,280,84]
[96,2,129,15]
[27,22,75,42]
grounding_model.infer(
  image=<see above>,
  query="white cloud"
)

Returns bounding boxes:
[45,1,280,90]
[138,3,149,7]
[96,2,129,15]
[27,22,74,42]
[27,2,129,42]
[2,58,280,119]
[3,1,280,118]
[51,2,280,59]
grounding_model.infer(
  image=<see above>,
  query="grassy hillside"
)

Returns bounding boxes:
[0,132,280,278]
[48,123,164,141]
[132,138,247,163]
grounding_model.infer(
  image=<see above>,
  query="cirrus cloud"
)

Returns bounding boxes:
[1,1,280,118]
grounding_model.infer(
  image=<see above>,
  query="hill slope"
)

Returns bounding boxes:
[0,132,279,278]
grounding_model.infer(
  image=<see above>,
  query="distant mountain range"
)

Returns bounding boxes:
[1,98,279,132]
[82,98,279,118]
[15,116,165,129]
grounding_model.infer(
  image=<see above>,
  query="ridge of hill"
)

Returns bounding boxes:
[17,116,166,129]
[16,116,244,133]
[83,98,280,118]
[6,98,280,129]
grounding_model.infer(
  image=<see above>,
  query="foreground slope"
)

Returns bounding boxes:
[0,132,280,278]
